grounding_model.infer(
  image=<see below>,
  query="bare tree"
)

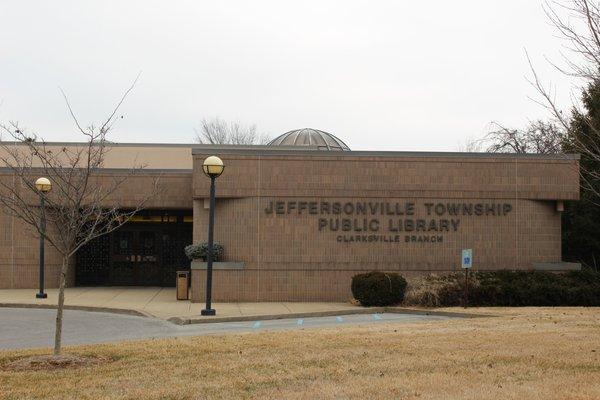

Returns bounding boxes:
[0,83,157,356]
[466,120,566,154]
[457,136,485,152]
[195,117,270,145]
[528,0,600,198]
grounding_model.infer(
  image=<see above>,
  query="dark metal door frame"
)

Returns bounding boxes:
[76,221,192,287]
[110,226,161,286]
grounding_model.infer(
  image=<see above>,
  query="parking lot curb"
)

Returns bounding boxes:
[0,302,152,318]
[1,303,491,325]
[168,307,489,325]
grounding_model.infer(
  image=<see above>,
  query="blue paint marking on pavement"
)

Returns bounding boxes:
[252,321,261,329]
[336,316,344,323]
[297,319,304,326]
[373,314,383,320]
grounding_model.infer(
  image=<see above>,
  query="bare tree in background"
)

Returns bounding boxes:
[467,120,566,154]
[457,137,485,152]
[195,117,270,145]
[528,0,600,198]
[462,1,600,191]
[0,81,157,356]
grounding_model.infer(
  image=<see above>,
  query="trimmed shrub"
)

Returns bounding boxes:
[184,243,224,262]
[405,269,600,307]
[351,271,407,306]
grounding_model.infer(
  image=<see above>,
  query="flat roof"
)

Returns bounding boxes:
[0,141,580,160]
[190,144,580,159]
[0,141,195,169]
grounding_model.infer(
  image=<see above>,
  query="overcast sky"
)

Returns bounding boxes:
[0,1,579,151]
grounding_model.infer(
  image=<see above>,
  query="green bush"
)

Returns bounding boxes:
[414,269,600,307]
[184,243,224,262]
[351,271,407,306]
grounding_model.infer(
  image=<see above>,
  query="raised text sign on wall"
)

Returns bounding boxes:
[264,200,513,244]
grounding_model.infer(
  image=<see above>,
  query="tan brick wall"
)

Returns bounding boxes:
[0,146,580,300]
[191,197,562,302]
[193,152,580,201]
[190,150,579,302]
[0,170,192,289]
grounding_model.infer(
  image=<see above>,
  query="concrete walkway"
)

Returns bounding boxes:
[0,287,360,321]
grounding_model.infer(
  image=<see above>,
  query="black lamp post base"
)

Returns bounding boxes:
[201,308,216,316]
[35,293,47,299]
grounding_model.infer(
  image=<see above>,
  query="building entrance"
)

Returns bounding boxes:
[76,212,193,287]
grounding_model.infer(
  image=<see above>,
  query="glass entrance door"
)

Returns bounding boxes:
[111,228,160,286]
[112,230,136,285]
[75,214,193,287]
[137,230,160,285]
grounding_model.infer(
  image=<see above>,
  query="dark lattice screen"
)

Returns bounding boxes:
[75,233,111,285]
[75,217,192,287]
[160,224,193,286]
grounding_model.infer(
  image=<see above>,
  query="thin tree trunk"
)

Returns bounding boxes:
[53,255,68,356]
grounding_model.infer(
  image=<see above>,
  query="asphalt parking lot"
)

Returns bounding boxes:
[0,307,451,350]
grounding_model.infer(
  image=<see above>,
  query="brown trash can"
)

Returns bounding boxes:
[176,271,190,300]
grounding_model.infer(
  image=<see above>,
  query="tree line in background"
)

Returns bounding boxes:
[194,117,270,145]
[468,0,600,269]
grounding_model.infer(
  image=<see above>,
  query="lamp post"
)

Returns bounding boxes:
[201,156,225,316]
[35,177,52,299]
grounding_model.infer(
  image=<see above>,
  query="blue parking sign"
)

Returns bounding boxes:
[461,249,472,269]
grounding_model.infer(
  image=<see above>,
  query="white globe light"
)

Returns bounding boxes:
[202,156,225,178]
[35,177,52,193]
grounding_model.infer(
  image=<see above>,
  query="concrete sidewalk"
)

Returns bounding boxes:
[0,287,360,321]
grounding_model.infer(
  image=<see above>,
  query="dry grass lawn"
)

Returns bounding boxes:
[1,307,600,399]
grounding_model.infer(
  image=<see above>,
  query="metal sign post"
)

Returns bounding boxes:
[461,249,472,308]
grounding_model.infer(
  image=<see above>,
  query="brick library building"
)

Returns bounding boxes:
[0,129,580,302]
